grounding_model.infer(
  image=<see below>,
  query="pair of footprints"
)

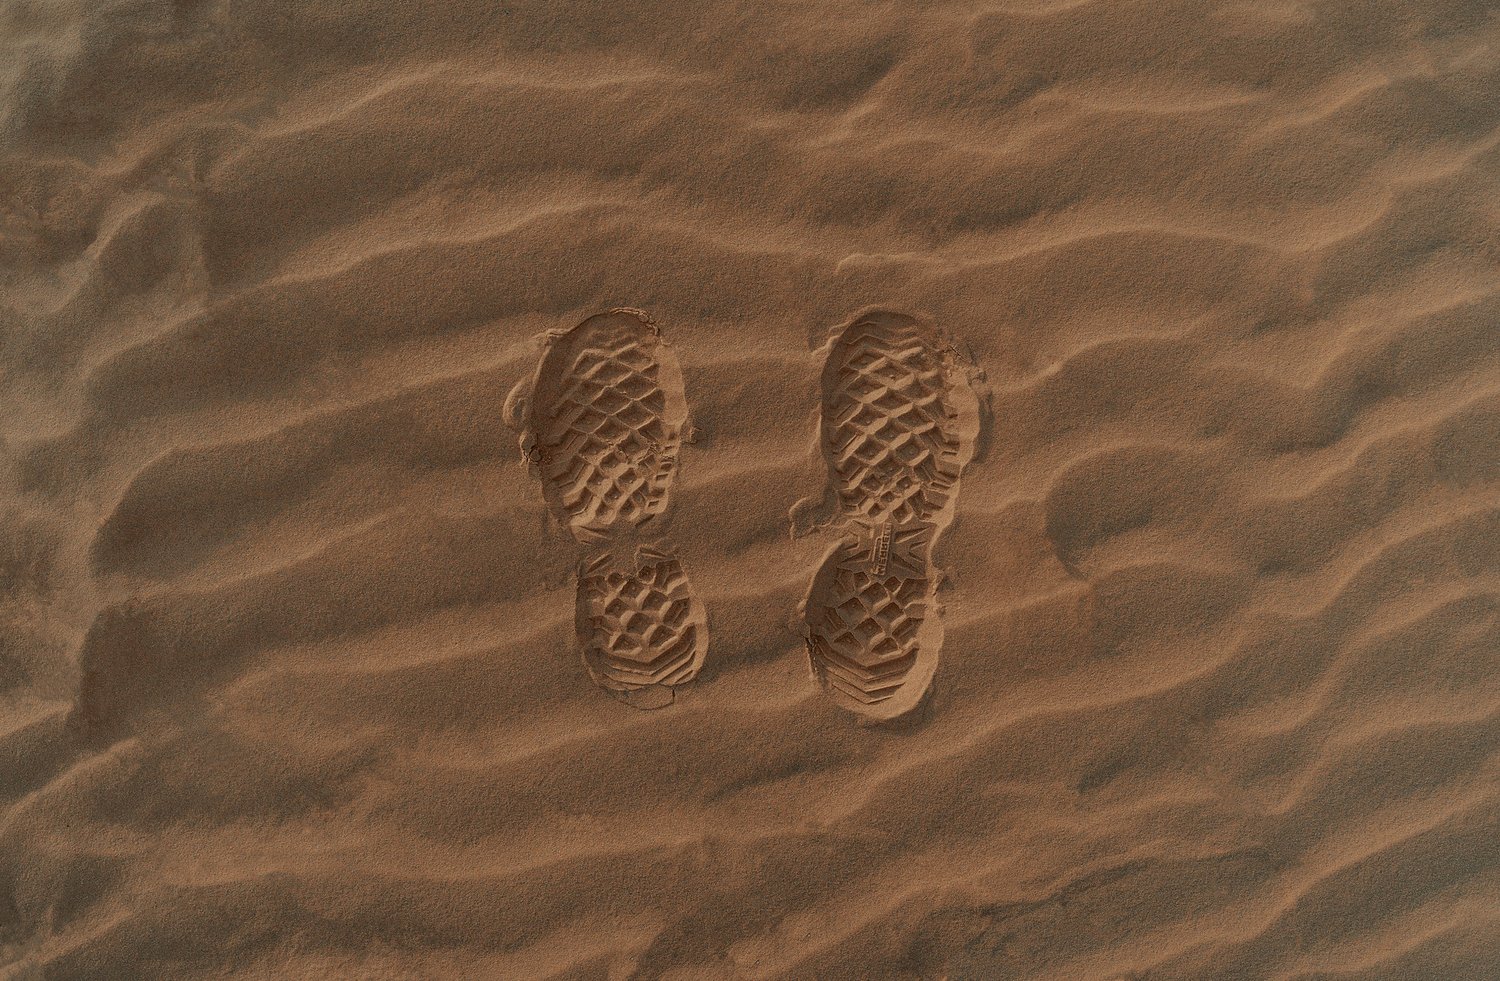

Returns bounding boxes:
[503,308,979,718]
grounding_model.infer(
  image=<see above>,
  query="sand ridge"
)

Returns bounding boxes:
[3,0,1499,978]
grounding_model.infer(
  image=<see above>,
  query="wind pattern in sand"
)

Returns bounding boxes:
[4,0,1498,976]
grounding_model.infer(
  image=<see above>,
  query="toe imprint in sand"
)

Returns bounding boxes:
[507,309,707,707]
[802,312,978,719]
[517,307,687,543]
[823,314,972,527]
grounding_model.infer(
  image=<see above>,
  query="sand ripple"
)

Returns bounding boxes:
[3,0,1498,977]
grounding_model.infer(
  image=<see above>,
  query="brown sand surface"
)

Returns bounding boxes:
[4,1,1500,978]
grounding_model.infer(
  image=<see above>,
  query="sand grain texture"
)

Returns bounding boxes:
[3,0,1500,978]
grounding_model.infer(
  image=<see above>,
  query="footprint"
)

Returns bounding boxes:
[506,307,688,543]
[800,312,978,718]
[576,547,708,709]
[821,312,975,527]
[507,309,707,706]
[805,526,941,716]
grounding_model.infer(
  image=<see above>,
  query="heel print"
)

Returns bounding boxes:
[805,528,939,717]
[577,548,708,709]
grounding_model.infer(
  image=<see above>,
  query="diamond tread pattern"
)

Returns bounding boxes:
[823,320,967,528]
[533,316,680,540]
[579,551,706,691]
[808,539,930,707]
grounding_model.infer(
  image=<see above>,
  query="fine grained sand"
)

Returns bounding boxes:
[3,0,1500,977]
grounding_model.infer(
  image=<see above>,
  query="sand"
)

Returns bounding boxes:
[3,0,1499,978]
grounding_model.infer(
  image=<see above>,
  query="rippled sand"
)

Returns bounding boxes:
[4,1,1499,978]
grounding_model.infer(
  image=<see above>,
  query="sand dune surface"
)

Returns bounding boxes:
[3,0,1499,978]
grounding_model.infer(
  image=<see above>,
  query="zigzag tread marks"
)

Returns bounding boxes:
[804,312,977,719]
[527,310,687,542]
[577,548,708,696]
[820,314,977,528]
[804,535,940,717]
